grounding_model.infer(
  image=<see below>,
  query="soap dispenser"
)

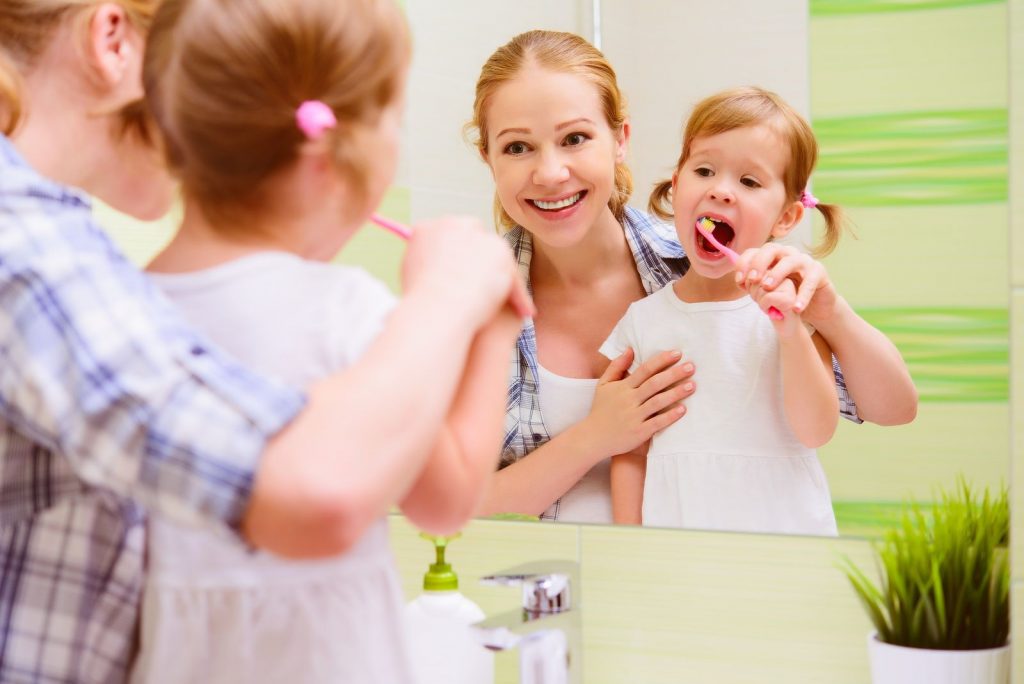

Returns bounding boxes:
[404,533,494,684]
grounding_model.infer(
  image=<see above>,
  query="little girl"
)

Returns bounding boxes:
[130,0,526,682]
[601,86,848,536]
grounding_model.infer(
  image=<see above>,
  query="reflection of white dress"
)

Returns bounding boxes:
[601,284,837,536]
[132,253,414,684]
[536,364,611,524]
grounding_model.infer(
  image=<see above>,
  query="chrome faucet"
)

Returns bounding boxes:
[473,560,581,684]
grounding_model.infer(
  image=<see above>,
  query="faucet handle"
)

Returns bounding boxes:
[480,560,577,614]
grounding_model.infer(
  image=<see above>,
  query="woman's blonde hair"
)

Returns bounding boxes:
[0,0,158,136]
[649,86,844,257]
[144,0,409,229]
[467,30,632,232]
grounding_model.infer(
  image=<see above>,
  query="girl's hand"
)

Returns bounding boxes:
[748,277,804,338]
[402,216,534,324]
[734,243,838,329]
[582,349,695,458]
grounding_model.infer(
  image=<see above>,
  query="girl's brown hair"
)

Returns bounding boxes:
[0,0,158,136]
[467,30,632,232]
[144,0,410,229]
[649,86,844,257]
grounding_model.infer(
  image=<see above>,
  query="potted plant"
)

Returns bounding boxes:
[841,478,1010,684]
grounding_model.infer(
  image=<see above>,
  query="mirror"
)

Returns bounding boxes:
[402,0,1010,538]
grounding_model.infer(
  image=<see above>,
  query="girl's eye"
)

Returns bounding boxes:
[741,177,761,188]
[504,142,529,155]
[563,132,589,146]
[694,167,713,177]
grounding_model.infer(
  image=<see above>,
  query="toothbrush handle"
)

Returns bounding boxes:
[695,219,783,320]
[370,213,414,240]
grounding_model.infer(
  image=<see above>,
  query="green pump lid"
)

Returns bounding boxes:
[420,532,460,592]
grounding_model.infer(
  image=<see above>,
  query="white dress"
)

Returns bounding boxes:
[131,253,415,684]
[600,284,837,536]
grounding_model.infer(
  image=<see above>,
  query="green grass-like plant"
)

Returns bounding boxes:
[840,478,1009,650]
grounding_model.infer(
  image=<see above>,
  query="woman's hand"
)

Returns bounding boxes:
[581,349,695,459]
[734,243,837,330]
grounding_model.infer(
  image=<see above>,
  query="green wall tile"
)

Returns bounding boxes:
[811,4,1007,118]
[822,403,1009,501]
[812,0,1003,15]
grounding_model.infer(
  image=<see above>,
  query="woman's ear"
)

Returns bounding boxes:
[770,200,805,238]
[615,118,631,163]
[87,3,141,97]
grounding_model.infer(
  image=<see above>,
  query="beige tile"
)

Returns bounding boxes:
[580,526,875,684]
[1014,294,1024,582]
[1014,582,1024,684]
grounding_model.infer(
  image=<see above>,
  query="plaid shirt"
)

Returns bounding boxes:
[502,206,860,520]
[0,136,304,683]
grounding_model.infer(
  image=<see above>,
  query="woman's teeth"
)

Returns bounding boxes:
[532,192,582,211]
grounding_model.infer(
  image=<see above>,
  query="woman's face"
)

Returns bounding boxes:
[483,66,627,248]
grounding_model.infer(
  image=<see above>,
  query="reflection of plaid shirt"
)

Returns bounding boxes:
[0,135,304,684]
[501,207,860,520]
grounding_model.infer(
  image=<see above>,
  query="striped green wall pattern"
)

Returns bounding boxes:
[811,0,1004,16]
[814,109,1008,206]
[860,307,1008,402]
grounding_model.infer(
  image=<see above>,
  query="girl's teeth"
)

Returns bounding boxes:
[533,192,581,210]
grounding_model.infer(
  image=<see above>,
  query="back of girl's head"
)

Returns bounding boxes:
[144,0,409,228]
[467,29,632,231]
[0,0,158,136]
[649,86,844,257]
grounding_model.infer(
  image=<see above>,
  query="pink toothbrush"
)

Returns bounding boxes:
[368,213,534,319]
[695,217,783,321]
[370,213,414,240]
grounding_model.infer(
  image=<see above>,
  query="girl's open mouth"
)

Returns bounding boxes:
[695,216,735,255]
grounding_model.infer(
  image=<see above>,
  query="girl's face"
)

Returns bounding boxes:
[671,123,801,278]
[483,66,627,248]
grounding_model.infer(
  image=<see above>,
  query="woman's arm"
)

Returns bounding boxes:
[476,349,694,517]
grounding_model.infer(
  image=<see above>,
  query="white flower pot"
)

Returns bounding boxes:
[867,632,1010,684]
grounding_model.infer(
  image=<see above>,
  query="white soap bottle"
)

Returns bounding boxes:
[405,533,494,684]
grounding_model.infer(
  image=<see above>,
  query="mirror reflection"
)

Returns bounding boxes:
[403,0,1009,538]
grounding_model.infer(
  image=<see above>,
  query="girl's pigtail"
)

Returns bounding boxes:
[809,201,848,258]
[648,178,674,221]
[0,49,24,136]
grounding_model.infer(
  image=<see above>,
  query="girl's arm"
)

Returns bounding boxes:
[736,245,917,425]
[610,446,646,524]
[399,307,522,534]
[758,280,839,447]
[246,218,527,558]
[476,349,694,517]
[779,327,840,448]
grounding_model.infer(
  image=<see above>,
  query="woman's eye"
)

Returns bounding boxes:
[564,132,589,146]
[504,142,529,155]
[694,167,713,177]
[741,177,761,188]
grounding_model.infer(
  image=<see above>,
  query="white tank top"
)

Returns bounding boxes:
[535,363,611,524]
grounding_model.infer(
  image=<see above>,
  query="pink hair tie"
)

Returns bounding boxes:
[296,100,337,140]
[800,189,819,209]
